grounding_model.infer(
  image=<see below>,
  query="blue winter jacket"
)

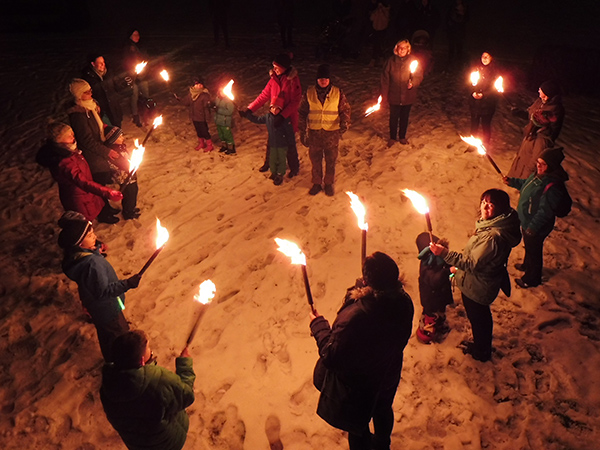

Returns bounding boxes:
[245,111,295,148]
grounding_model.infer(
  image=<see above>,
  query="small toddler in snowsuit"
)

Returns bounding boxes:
[214,89,236,154]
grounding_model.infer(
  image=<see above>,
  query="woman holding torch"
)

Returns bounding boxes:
[468,52,500,147]
[381,39,423,146]
[429,189,520,362]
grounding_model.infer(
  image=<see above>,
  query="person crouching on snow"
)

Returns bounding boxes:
[214,87,236,155]
[239,97,293,186]
[175,76,214,152]
[298,64,351,197]
[415,232,453,344]
[104,126,141,220]
[36,122,123,222]
[58,211,141,361]
[100,330,195,450]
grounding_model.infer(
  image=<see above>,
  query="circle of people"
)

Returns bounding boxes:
[36,27,571,450]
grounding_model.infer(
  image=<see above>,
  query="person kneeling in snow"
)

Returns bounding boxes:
[101,330,195,450]
[58,211,141,361]
[310,252,414,450]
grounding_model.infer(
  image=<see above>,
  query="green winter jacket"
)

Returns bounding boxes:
[444,210,521,305]
[507,167,569,236]
[100,357,195,450]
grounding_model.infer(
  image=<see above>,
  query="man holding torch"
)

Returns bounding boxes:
[58,211,142,361]
[298,64,351,197]
[101,330,195,450]
[310,252,414,450]
[381,39,423,146]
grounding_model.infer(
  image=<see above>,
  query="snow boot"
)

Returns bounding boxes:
[204,140,214,152]
[195,138,205,151]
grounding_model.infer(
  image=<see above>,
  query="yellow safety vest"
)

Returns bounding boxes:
[307,86,340,131]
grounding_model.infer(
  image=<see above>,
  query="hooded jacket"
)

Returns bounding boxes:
[507,166,569,236]
[310,283,414,432]
[36,140,110,221]
[381,45,424,105]
[101,357,195,450]
[444,210,522,305]
[248,66,302,132]
[179,87,212,123]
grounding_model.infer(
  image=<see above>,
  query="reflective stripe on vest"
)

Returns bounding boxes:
[307,86,340,131]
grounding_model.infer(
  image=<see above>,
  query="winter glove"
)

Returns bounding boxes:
[273,114,285,128]
[126,274,142,289]
[523,228,536,238]
[238,109,248,118]
[107,189,123,202]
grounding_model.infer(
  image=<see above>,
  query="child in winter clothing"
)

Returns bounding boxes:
[416,232,453,344]
[241,97,293,185]
[214,89,236,154]
[177,76,213,152]
[104,126,140,220]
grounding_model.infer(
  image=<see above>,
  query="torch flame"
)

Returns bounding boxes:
[152,115,163,129]
[155,218,169,249]
[470,71,480,86]
[275,238,306,266]
[402,189,430,215]
[160,70,170,82]
[222,79,235,101]
[410,60,419,74]
[194,279,216,305]
[129,139,145,174]
[346,192,368,231]
[135,61,148,74]
[460,135,486,155]
[494,76,504,93]
[364,95,382,117]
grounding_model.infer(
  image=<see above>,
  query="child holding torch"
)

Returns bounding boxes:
[214,84,236,154]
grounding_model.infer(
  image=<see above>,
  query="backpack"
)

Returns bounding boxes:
[543,181,572,218]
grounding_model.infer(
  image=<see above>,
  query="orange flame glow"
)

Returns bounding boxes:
[160,70,169,82]
[194,280,216,305]
[470,71,480,86]
[364,95,382,117]
[135,61,148,74]
[152,115,163,129]
[222,79,235,101]
[346,192,368,231]
[402,189,430,215]
[460,135,486,155]
[410,60,419,74]
[494,76,504,93]
[275,238,306,266]
[155,218,169,249]
[129,139,145,174]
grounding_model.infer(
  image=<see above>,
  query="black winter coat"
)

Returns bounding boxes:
[81,64,124,127]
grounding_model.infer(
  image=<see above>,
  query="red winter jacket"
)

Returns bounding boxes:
[248,66,302,132]
[36,141,112,221]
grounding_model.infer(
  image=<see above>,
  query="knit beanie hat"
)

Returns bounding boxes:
[47,122,72,142]
[104,126,123,145]
[363,251,399,290]
[192,75,204,86]
[69,78,91,100]
[540,147,565,171]
[539,80,560,99]
[316,64,331,79]
[273,53,292,70]
[58,211,92,249]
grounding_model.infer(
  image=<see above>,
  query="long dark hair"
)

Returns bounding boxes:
[480,188,511,217]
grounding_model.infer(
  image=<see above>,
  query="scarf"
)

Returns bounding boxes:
[190,85,208,102]
[77,99,106,141]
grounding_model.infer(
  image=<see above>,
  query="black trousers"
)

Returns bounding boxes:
[347,384,398,450]
[389,104,412,140]
[122,182,139,217]
[462,293,493,359]
[193,120,211,139]
[521,230,548,286]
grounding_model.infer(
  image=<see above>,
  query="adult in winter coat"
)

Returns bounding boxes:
[430,189,521,362]
[58,212,141,361]
[507,80,564,178]
[468,52,501,147]
[247,53,302,177]
[298,64,351,197]
[67,78,128,223]
[504,147,570,288]
[101,330,195,450]
[81,53,124,127]
[310,252,414,450]
[36,122,123,221]
[381,39,424,146]
[122,29,150,127]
